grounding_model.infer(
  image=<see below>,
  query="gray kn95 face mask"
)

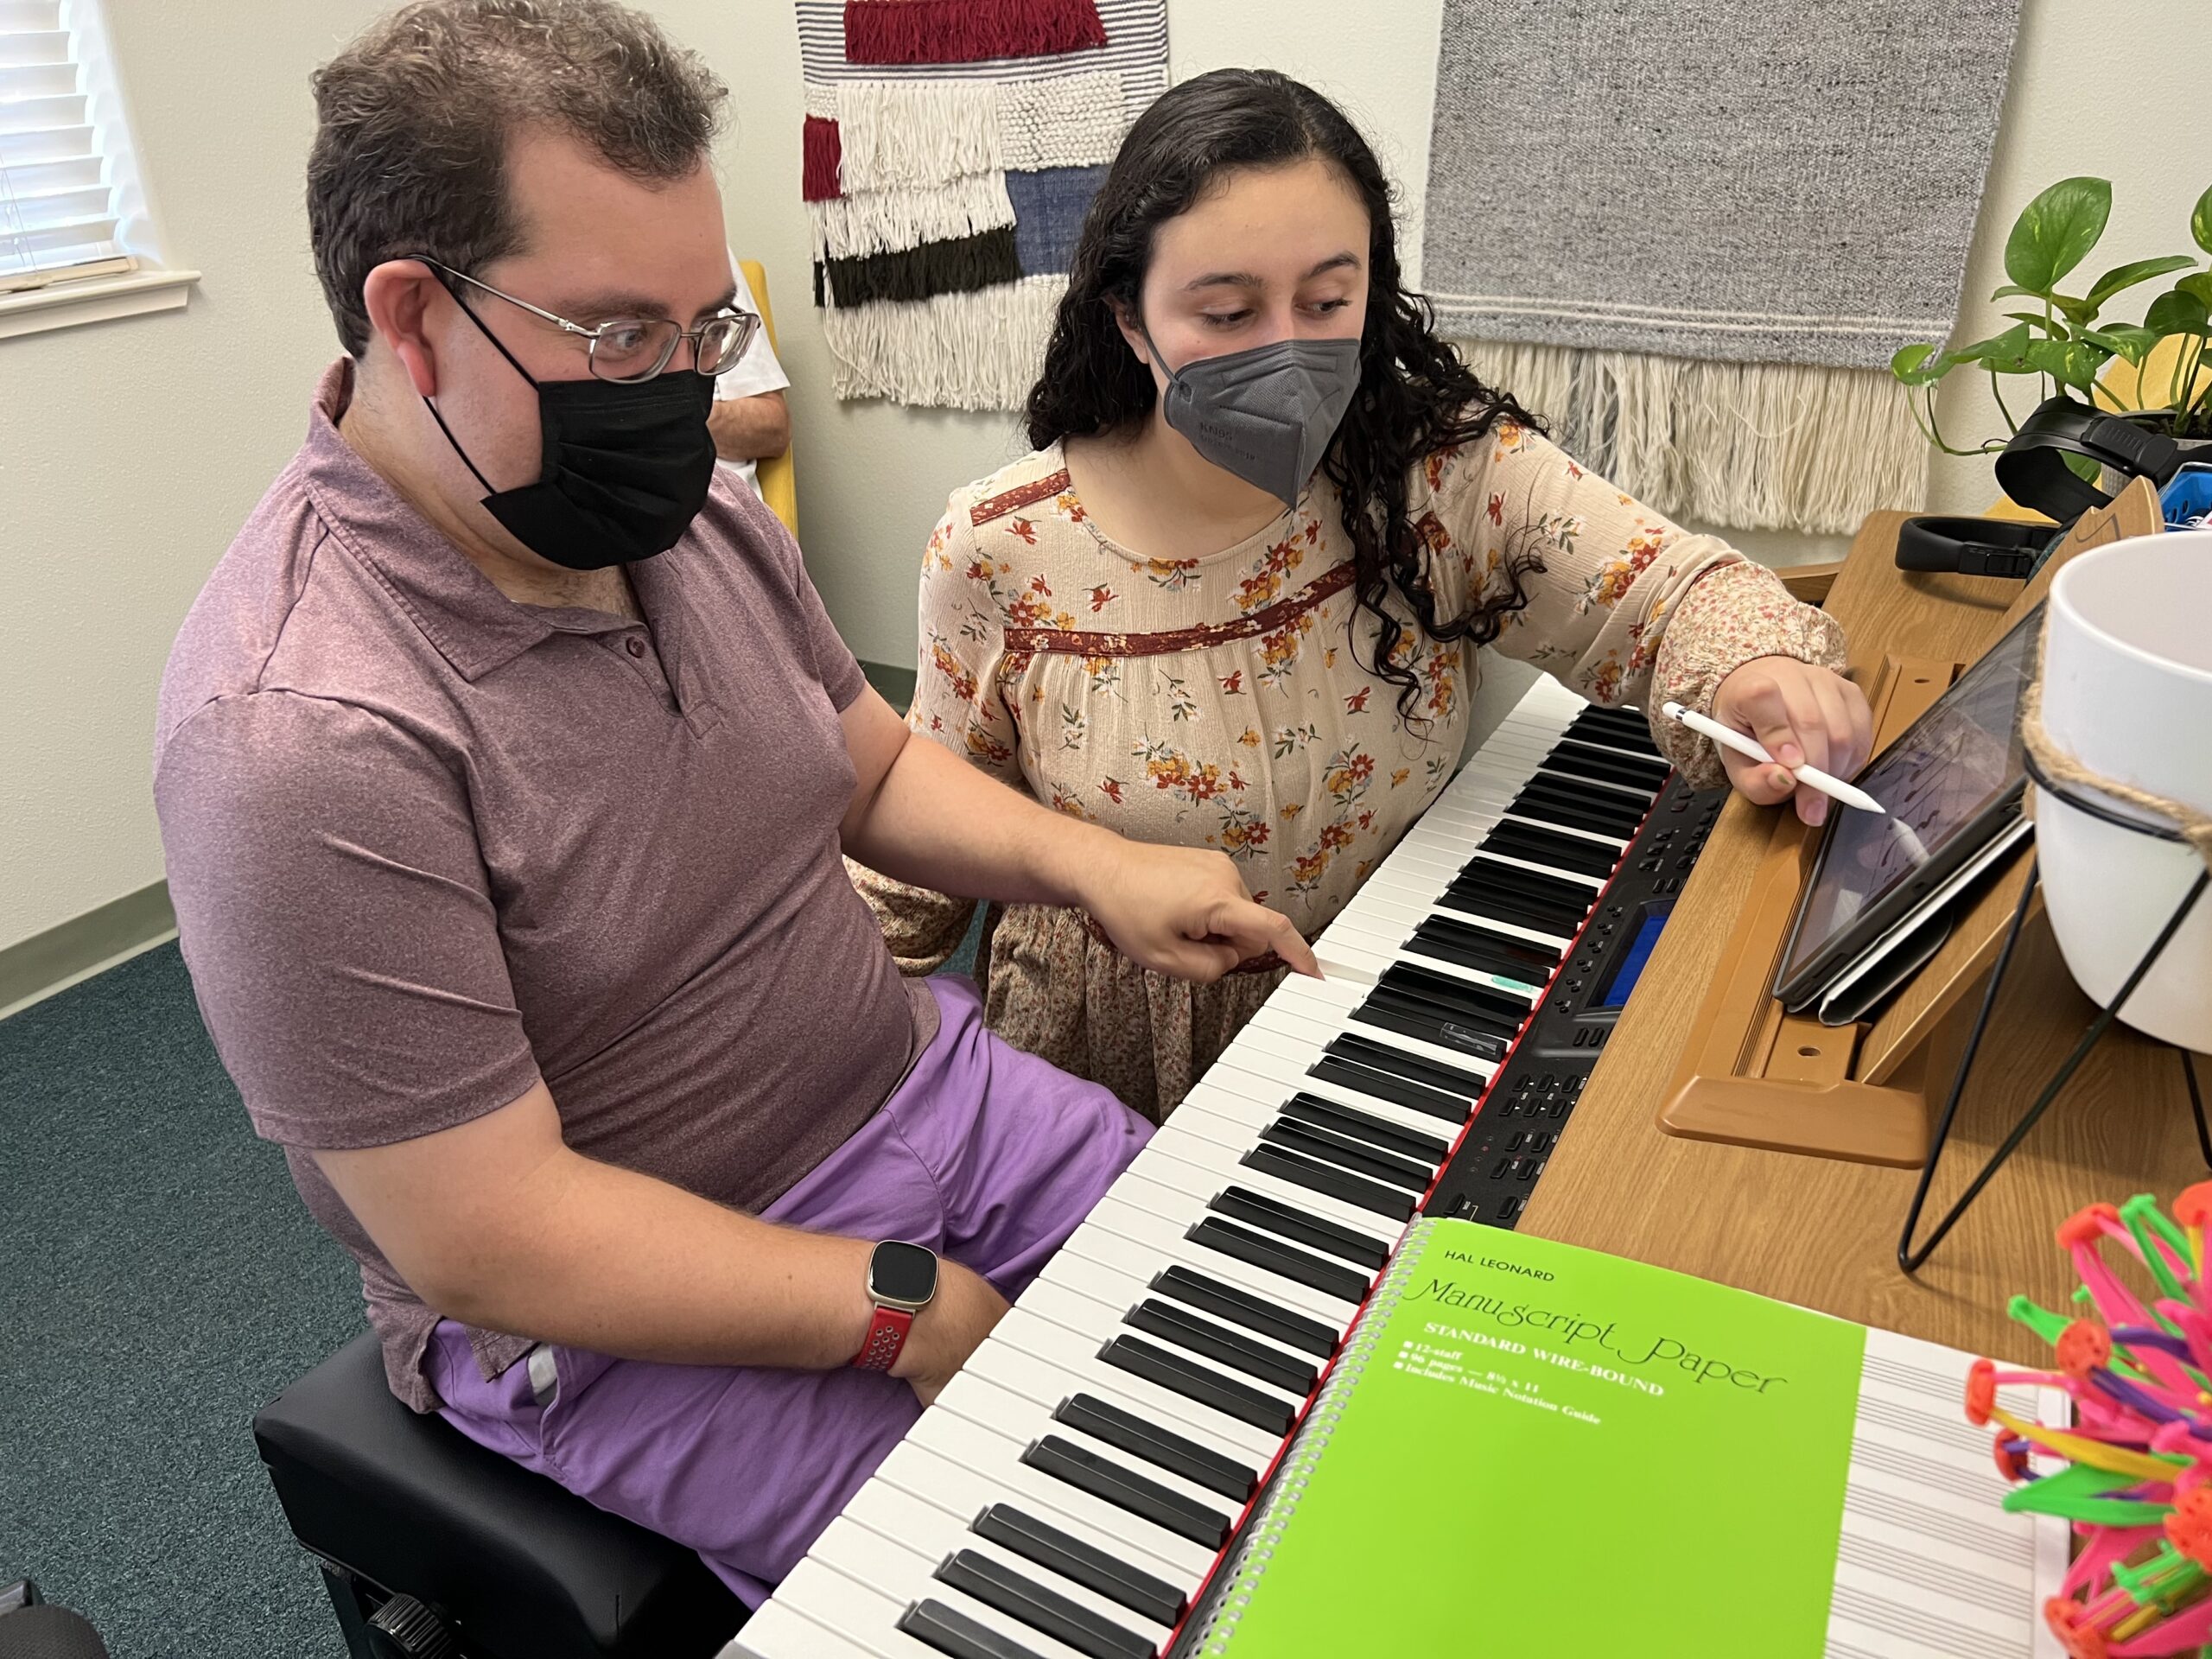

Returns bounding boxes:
[1139,319,1363,507]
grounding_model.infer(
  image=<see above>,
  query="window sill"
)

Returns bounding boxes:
[0,267,200,341]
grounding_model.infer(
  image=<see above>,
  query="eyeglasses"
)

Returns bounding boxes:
[411,257,761,384]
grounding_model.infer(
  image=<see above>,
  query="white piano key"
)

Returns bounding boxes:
[765,1558,963,1659]
[1230,1014,1497,1098]
[1131,1122,1407,1249]
[1292,942,1548,1008]
[842,1468,1180,1647]
[1057,1210,1363,1347]
[1037,1239,1333,1375]
[723,1596,882,1659]
[1261,978,1510,1080]
[1339,885,1577,954]
[871,1437,1205,1599]
[1358,847,1599,912]
[1078,1195,1358,1324]
[1072,1179,1355,1326]
[804,1514,1094,1659]
[1313,923,1551,1001]
[1524,744,1660,791]
[956,1328,1262,1487]
[906,1405,1224,1582]
[1160,1091,1435,1217]
[983,1304,1287,1464]
[1189,1061,1465,1149]
[1171,1091,1442,1207]
[934,1369,1247,1526]
[1464,849,1607,890]
[1497,809,1631,849]
[1317,910,1557,988]
[1014,1277,1310,1418]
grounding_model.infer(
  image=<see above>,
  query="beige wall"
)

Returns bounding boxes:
[2,0,2205,954]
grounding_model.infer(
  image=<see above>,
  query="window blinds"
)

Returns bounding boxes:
[0,0,130,293]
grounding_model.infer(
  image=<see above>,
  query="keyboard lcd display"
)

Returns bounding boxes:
[1593,911,1668,1010]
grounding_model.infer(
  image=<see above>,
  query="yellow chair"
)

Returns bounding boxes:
[738,258,798,540]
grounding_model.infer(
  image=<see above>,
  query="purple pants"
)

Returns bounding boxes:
[425,976,1148,1605]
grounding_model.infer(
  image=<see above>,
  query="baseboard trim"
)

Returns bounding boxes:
[0,881,177,1021]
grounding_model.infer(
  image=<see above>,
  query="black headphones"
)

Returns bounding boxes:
[1994,397,2182,524]
[1894,515,2053,580]
[1897,397,2185,580]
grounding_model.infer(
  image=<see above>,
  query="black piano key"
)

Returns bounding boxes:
[1026,1431,1239,1547]
[975,1503,1188,1629]
[1446,857,1592,916]
[1568,706,1662,755]
[1480,819,1622,880]
[1054,1393,1258,1503]
[1408,916,1560,982]
[1438,879,1586,938]
[937,1549,1156,1659]
[1208,1186,1390,1272]
[1530,765,1653,816]
[1402,930,1543,987]
[1458,855,1596,917]
[1584,730,1660,760]
[1360,979,1512,1039]
[1099,1334,1298,1439]
[1377,963,1527,1031]
[1511,778,1645,838]
[1308,1054,1468,1122]
[1279,1092,1450,1163]
[1243,1143,1418,1224]
[900,1598,1047,1659]
[1259,1118,1432,1190]
[1351,998,1504,1062]
[1126,1295,1320,1397]
[1330,1032,1489,1101]
[1152,1260,1345,1357]
[1185,1217,1374,1304]
[1563,732,1669,778]
[1544,737,1670,792]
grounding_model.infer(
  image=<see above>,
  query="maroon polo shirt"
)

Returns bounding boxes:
[155,360,931,1409]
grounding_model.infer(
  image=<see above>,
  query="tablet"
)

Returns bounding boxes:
[1813,817,2034,1026]
[1772,606,2040,1011]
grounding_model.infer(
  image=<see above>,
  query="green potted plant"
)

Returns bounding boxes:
[1892,177,2212,491]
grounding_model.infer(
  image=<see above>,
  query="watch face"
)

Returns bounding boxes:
[869,1240,938,1309]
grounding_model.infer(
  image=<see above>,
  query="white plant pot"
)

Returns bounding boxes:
[2037,531,2212,1049]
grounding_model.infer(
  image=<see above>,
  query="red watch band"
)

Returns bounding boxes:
[851,1304,915,1372]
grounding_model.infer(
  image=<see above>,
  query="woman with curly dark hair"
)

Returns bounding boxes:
[853,69,1868,1122]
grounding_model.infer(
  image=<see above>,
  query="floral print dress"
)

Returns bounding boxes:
[850,419,1844,1121]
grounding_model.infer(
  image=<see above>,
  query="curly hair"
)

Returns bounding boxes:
[308,0,727,357]
[1026,68,1542,719]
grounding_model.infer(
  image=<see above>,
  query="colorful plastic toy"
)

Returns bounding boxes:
[1970,1185,2212,1656]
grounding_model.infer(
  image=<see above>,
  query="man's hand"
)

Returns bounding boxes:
[891,1261,1011,1408]
[1078,838,1323,982]
[1710,656,1874,828]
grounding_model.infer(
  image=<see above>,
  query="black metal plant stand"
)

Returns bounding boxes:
[1897,755,2212,1274]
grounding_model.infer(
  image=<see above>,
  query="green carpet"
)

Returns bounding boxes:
[0,943,359,1657]
[3,900,982,1656]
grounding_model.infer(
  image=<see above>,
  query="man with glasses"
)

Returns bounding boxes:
[152,0,1313,1606]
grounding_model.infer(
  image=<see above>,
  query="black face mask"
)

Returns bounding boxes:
[423,296,718,571]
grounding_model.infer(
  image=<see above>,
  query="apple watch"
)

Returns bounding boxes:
[850,1240,938,1372]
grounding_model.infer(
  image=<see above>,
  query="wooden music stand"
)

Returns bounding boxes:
[1656,480,2167,1167]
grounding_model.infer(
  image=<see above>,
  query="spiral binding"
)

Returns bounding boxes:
[1185,1218,1438,1656]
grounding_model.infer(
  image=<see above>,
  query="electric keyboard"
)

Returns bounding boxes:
[729,678,1724,1659]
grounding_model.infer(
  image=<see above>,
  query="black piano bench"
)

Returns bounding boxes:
[252,1334,745,1659]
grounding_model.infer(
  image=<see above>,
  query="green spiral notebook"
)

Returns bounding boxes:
[1181,1219,2063,1658]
